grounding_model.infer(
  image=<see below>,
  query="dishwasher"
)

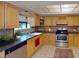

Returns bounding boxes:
[5,42,27,58]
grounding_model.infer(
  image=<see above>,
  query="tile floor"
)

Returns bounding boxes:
[32,45,79,58]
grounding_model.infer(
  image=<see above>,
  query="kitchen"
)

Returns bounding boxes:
[0,1,79,58]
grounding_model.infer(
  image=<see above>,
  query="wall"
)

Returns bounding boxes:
[28,16,35,27]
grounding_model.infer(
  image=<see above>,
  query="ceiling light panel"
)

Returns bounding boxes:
[40,12,61,15]
[46,5,60,9]
[62,8,73,12]
[48,8,61,13]
[61,4,78,8]
[74,7,79,12]
[74,5,79,12]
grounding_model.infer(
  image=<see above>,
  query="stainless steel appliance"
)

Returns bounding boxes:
[56,28,68,47]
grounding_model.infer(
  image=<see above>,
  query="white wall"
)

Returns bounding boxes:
[27,16,35,27]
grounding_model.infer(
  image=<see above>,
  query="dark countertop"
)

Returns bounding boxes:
[0,33,42,52]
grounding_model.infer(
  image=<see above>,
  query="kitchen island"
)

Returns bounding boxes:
[0,33,42,58]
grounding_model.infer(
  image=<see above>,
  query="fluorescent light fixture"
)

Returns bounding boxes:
[74,6,79,12]
[48,8,60,13]
[62,8,73,12]
[61,4,77,8]
[46,5,60,9]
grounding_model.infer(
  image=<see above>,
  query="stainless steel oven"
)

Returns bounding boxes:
[56,28,68,47]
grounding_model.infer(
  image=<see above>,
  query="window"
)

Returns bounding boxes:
[14,15,31,30]
[19,21,27,29]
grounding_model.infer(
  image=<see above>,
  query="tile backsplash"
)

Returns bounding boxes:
[33,26,79,33]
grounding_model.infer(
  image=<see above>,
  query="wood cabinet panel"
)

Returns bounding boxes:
[44,15,79,26]
[67,16,79,26]
[44,16,57,26]
[51,16,57,26]
[73,16,79,26]
[42,33,55,45]
[35,15,40,26]
[27,37,35,57]
[5,3,19,28]
[56,16,67,24]
[27,35,43,57]
[44,16,52,26]
[74,34,79,47]
[0,2,5,28]
[68,34,74,46]
[69,34,79,47]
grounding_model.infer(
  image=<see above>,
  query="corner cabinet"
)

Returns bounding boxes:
[0,2,19,29]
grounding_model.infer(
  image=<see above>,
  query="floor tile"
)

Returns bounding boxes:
[32,45,79,58]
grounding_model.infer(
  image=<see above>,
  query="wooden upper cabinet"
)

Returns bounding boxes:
[5,3,19,28]
[51,16,57,26]
[67,15,79,26]
[73,16,79,26]
[45,16,57,26]
[56,16,67,24]
[35,15,40,26]
[44,16,52,26]
[0,2,5,28]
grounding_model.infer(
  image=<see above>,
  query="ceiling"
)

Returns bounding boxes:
[8,1,79,15]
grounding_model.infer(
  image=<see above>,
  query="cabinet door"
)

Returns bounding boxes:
[5,3,19,28]
[42,33,55,45]
[67,16,74,26]
[44,16,52,26]
[35,15,40,26]
[39,34,44,46]
[27,38,35,57]
[51,16,57,26]
[73,16,79,26]
[74,34,79,47]
[0,2,5,28]
[68,34,74,46]
[57,16,67,24]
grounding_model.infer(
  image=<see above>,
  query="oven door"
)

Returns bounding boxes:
[56,34,67,41]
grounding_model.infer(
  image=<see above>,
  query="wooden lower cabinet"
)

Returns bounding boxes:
[68,34,74,46]
[74,34,79,47]
[26,34,43,58]
[27,38,35,57]
[68,34,79,47]
[42,33,55,45]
